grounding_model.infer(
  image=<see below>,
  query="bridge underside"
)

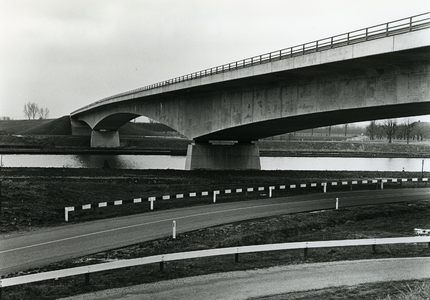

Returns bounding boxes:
[71,35,430,170]
[77,100,430,170]
[194,102,430,141]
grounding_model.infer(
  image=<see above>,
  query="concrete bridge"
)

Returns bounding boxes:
[70,13,430,170]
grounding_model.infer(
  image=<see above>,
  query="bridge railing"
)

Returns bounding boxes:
[75,12,430,112]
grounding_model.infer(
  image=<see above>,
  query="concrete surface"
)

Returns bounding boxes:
[90,130,120,148]
[185,142,261,170]
[71,29,430,143]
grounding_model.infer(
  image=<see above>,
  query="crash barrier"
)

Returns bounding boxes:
[64,177,429,221]
[1,236,429,298]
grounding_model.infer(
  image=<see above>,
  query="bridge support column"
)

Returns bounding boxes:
[185,142,261,170]
[90,130,120,148]
[70,117,92,136]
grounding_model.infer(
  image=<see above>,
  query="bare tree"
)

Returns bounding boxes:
[23,102,39,119]
[401,118,414,144]
[38,107,50,119]
[366,121,378,140]
[382,119,397,143]
[412,121,430,141]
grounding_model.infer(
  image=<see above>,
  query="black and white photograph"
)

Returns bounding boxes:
[1,1,430,299]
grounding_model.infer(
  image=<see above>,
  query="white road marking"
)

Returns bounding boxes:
[1,190,426,254]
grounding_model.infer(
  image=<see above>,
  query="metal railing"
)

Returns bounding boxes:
[1,236,429,291]
[73,12,430,114]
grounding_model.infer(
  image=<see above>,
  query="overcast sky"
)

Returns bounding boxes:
[1,0,429,123]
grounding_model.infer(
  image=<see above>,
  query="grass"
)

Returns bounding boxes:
[252,280,430,300]
[1,168,428,232]
[381,281,430,300]
[2,201,430,300]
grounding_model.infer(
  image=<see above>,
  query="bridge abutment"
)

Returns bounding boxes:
[90,130,120,148]
[185,142,261,170]
[70,117,92,136]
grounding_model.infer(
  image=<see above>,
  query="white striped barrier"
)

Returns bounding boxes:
[63,177,429,221]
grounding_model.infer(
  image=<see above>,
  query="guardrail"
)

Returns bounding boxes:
[1,236,429,297]
[64,177,429,221]
[73,12,430,114]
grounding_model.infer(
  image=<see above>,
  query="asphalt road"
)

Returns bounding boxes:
[60,257,430,300]
[1,189,429,276]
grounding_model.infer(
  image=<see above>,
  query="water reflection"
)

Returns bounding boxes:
[0,154,427,172]
[2,154,186,169]
[262,157,427,172]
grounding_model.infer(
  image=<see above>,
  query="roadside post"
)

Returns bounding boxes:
[269,186,274,198]
[336,198,339,210]
[172,221,177,239]
[148,197,156,210]
[213,191,219,203]
[323,182,327,193]
[64,207,74,222]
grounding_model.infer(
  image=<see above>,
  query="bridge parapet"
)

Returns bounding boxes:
[71,12,430,115]
[70,13,430,169]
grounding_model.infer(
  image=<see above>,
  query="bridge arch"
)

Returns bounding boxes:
[70,15,430,169]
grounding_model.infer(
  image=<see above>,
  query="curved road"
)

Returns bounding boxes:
[1,189,429,275]
[60,257,430,300]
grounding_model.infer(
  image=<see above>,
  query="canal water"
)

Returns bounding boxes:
[0,154,427,172]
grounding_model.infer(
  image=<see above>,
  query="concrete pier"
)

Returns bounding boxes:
[90,130,120,148]
[185,142,261,170]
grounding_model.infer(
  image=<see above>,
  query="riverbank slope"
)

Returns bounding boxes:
[1,118,429,157]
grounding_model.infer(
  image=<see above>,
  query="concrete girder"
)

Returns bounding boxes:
[69,29,430,168]
[72,47,430,142]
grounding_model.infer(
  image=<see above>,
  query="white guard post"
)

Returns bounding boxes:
[213,191,220,203]
[172,221,176,239]
[64,207,74,222]
[148,197,156,210]
[336,198,339,210]
[269,186,275,198]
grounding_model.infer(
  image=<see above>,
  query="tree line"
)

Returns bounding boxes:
[23,102,50,120]
[366,119,430,144]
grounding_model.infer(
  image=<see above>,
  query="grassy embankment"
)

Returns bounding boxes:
[1,168,428,232]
